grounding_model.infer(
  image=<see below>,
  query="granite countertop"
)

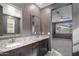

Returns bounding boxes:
[0,35,49,53]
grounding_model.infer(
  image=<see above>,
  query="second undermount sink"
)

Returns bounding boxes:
[6,42,22,48]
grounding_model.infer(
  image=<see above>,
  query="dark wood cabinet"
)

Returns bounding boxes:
[32,42,39,56]
[32,39,49,56]
[38,39,49,56]
[0,44,33,56]
[0,39,49,56]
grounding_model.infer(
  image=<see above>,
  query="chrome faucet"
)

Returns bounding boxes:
[11,38,15,43]
[9,38,15,43]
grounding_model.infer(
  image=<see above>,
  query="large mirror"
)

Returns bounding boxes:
[31,15,41,35]
[0,4,21,37]
[3,14,20,35]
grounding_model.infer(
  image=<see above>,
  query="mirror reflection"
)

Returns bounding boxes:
[3,14,20,35]
[31,15,41,35]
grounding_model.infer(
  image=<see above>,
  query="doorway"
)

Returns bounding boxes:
[51,4,72,56]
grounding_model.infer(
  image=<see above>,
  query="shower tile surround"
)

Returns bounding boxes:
[0,35,49,53]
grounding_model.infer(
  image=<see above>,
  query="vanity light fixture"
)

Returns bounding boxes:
[48,32,50,35]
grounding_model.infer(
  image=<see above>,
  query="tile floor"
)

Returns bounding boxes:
[46,38,72,56]
[45,49,62,56]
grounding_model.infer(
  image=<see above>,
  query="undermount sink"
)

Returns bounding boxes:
[6,42,22,48]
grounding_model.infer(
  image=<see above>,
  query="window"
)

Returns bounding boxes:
[56,21,72,34]
[7,16,15,33]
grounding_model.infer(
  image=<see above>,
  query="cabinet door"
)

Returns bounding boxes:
[11,44,33,56]
[19,44,33,56]
[39,39,49,56]
[32,42,39,56]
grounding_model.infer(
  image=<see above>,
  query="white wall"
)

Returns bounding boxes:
[52,5,72,22]
[73,4,79,53]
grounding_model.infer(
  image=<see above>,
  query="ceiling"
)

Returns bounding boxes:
[35,3,53,8]
[10,3,69,10]
[10,3,53,9]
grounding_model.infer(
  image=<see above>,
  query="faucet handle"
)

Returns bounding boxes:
[12,38,15,42]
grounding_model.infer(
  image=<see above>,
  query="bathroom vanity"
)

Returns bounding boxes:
[0,4,50,56]
[0,35,49,56]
